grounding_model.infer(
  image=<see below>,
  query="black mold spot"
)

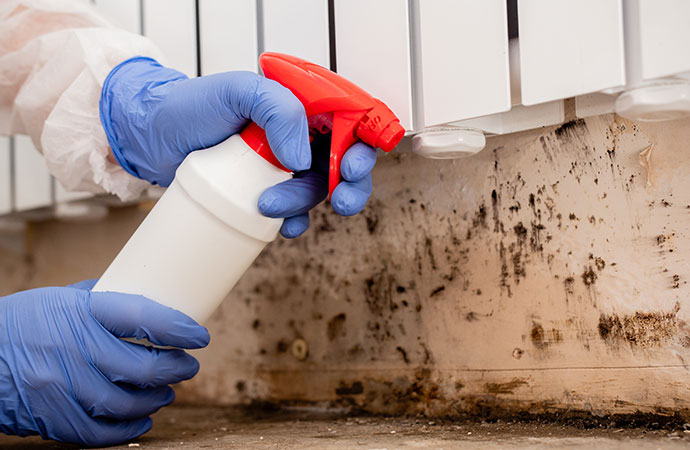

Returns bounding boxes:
[473,203,488,228]
[598,305,680,347]
[316,210,335,233]
[396,346,410,364]
[554,119,585,137]
[530,222,546,253]
[425,237,438,270]
[582,266,598,286]
[531,324,545,348]
[430,286,446,297]
[276,340,289,353]
[327,313,347,341]
[513,222,528,243]
[365,215,379,235]
[512,252,525,279]
[564,276,575,295]
[499,242,512,298]
[335,381,364,396]
[531,324,563,349]
[484,378,529,394]
[363,267,394,317]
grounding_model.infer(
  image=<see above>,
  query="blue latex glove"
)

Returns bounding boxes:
[258,132,377,238]
[100,57,376,239]
[0,281,210,446]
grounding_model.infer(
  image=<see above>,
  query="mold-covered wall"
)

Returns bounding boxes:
[2,115,690,417]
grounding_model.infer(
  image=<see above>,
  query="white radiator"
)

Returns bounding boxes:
[4,0,690,216]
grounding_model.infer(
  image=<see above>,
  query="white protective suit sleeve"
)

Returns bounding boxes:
[0,0,167,201]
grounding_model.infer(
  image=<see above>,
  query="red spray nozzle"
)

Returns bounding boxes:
[240,52,404,199]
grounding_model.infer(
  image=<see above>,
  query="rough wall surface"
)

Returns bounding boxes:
[2,115,689,417]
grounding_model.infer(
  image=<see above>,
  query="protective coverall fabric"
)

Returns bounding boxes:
[0,0,164,200]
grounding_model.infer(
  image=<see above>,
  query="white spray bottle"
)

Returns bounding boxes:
[93,53,405,326]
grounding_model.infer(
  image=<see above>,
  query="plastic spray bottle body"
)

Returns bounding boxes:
[94,53,405,327]
[93,131,290,323]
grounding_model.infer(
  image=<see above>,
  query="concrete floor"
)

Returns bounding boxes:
[1,406,690,449]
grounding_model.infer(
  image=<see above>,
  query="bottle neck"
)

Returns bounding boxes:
[239,122,290,173]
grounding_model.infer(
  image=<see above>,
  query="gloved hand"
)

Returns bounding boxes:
[258,132,376,238]
[100,57,376,239]
[0,280,210,447]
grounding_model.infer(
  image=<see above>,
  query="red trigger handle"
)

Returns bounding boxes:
[245,53,405,201]
[329,110,367,199]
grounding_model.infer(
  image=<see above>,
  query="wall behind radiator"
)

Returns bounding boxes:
[2,115,690,417]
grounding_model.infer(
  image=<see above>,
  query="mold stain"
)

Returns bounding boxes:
[484,378,529,394]
[396,346,410,364]
[554,119,586,138]
[363,268,394,316]
[429,285,445,297]
[335,381,364,396]
[598,303,681,347]
[193,115,690,418]
[513,222,528,246]
[473,203,488,229]
[327,313,347,341]
[582,266,598,286]
[531,323,563,349]
[380,368,440,411]
[563,276,575,297]
[365,215,379,235]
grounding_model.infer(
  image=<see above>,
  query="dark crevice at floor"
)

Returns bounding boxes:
[1,405,690,449]
[241,398,690,431]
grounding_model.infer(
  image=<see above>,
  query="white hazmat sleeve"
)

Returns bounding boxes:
[0,0,166,201]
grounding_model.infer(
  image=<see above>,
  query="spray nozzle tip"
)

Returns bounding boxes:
[377,121,405,152]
